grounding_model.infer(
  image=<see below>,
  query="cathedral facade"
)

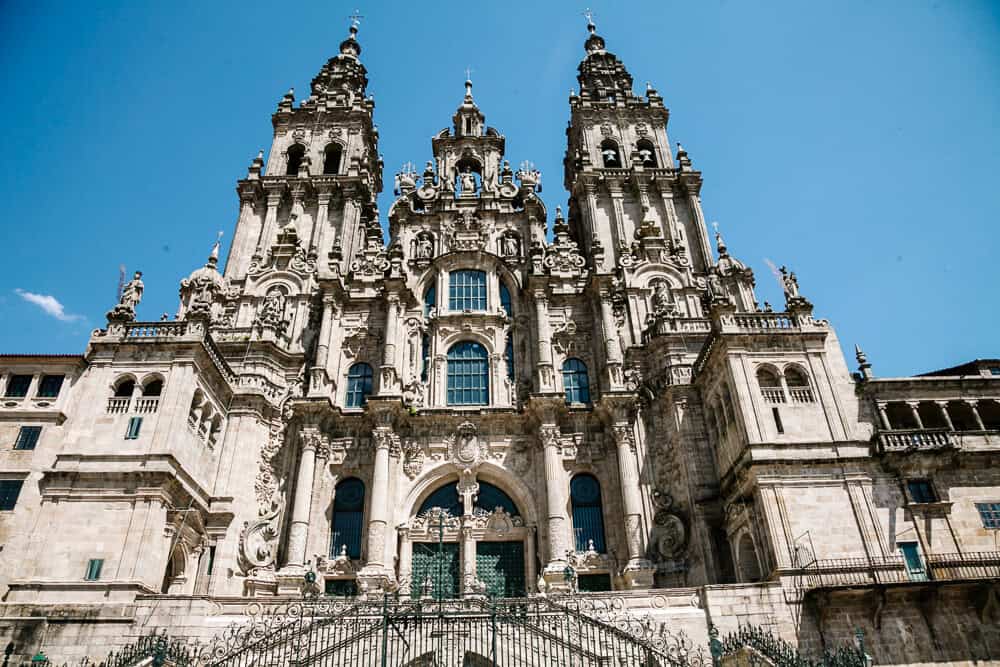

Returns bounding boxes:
[1,18,999,667]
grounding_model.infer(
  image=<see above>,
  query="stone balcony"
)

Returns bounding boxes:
[799,551,1000,593]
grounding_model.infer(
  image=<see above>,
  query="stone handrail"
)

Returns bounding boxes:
[107,397,130,414]
[135,397,160,414]
[731,313,797,331]
[123,322,189,339]
[876,428,955,453]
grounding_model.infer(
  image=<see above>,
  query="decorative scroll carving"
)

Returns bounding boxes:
[401,439,425,479]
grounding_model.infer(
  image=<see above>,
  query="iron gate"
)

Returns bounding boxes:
[202,597,706,667]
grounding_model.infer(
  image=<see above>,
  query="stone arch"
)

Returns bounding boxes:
[396,461,540,528]
[322,141,344,175]
[140,373,165,396]
[160,542,188,594]
[439,331,497,356]
[782,363,810,387]
[632,263,688,289]
[754,364,782,388]
[285,143,306,176]
[111,373,138,397]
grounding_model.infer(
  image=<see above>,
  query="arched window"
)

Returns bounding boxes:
[418,480,519,517]
[571,474,606,552]
[756,366,784,404]
[636,139,657,167]
[286,144,305,176]
[142,379,163,397]
[420,334,430,383]
[331,478,365,558]
[447,341,489,405]
[114,378,135,398]
[783,366,815,403]
[345,363,373,408]
[323,143,342,175]
[499,282,512,317]
[449,270,487,311]
[424,284,436,318]
[562,358,591,404]
[505,335,515,381]
[600,139,621,168]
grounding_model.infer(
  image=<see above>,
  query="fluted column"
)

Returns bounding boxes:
[286,432,321,568]
[534,293,555,391]
[612,422,655,588]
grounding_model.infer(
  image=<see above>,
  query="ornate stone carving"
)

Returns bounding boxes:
[543,208,586,278]
[401,439,424,479]
[651,490,687,561]
[445,421,488,468]
[237,498,282,575]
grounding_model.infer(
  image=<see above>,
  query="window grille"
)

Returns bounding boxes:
[500,282,512,317]
[424,284,436,318]
[331,478,365,559]
[448,270,487,311]
[571,474,606,553]
[14,426,41,450]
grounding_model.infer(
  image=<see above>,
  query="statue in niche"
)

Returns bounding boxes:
[501,232,520,258]
[119,272,144,310]
[460,166,477,194]
[651,281,673,315]
[415,232,434,260]
[258,288,286,328]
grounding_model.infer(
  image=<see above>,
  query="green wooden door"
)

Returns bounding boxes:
[411,542,460,599]
[475,541,525,598]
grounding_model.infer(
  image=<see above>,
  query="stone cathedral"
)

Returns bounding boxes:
[1,18,999,667]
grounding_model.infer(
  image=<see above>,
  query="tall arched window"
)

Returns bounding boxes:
[449,270,487,311]
[286,144,305,176]
[142,379,163,397]
[562,358,591,404]
[424,284,436,317]
[600,139,621,168]
[345,363,373,408]
[636,139,657,167]
[571,474,606,552]
[499,282,512,318]
[447,341,489,405]
[331,478,365,558]
[505,335,515,381]
[114,378,135,397]
[323,144,342,175]
[420,334,431,383]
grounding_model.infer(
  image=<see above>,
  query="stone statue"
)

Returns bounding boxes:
[258,289,285,328]
[415,233,434,259]
[651,281,672,314]
[706,269,725,301]
[460,166,477,194]
[119,272,144,310]
[501,233,519,258]
[780,266,800,299]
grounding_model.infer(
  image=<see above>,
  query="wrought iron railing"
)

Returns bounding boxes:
[800,551,1000,591]
[709,624,869,667]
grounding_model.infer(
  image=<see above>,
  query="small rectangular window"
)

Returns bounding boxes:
[125,416,143,440]
[85,558,104,581]
[0,480,24,510]
[976,503,1000,529]
[14,426,41,451]
[37,375,64,398]
[4,375,32,398]
[906,479,937,504]
[772,407,784,434]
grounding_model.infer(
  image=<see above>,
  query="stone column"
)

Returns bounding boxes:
[598,290,623,389]
[534,293,555,391]
[461,525,476,596]
[876,402,891,430]
[359,428,397,592]
[254,190,283,259]
[967,400,987,430]
[935,401,955,430]
[607,186,627,251]
[613,423,654,588]
[311,295,337,396]
[398,528,413,596]
[540,425,572,589]
[311,191,332,253]
[286,432,320,568]
[686,193,715,271]
[906,401,924,429]
[525,527,537,592]
[380,295,401,394]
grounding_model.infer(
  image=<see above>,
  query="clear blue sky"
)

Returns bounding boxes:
[1,1,998,377]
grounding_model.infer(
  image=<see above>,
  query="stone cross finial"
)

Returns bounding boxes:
[348,9,364,30]
[583,8,596,31]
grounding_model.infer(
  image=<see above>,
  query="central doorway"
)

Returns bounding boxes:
[403,478,535,599]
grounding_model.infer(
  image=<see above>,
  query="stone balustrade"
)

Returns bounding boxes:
[644,316,711,339]
[876,428,955,453]
[789,387,815,403]
[761,387,786,404]
[731,313,797,331]
[134,397,160,414]
[107,397,130,414]
[123,322,189,339]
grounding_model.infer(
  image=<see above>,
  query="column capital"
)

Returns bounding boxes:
[611,423,634,451]
[373,428,401,457]
[538,424,561,450]
[904,400,921,409]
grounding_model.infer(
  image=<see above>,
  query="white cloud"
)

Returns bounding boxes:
[14,289,83,322]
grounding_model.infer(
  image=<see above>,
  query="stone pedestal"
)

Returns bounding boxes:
[621,558,656,589]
